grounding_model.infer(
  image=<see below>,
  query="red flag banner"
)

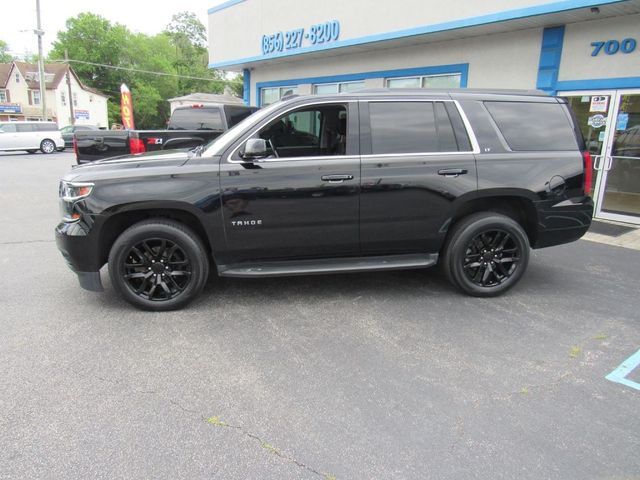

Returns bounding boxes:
[120,84,135,130]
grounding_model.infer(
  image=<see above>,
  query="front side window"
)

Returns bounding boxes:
[369,101,469,154]
[0,123,17,133]
[253,104,348,158]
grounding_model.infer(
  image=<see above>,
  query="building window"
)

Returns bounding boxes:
[61,91,66,106]
[15,73,20,83]
[73,92,78,107]
[260,86,298,106]
[386,73,462,89]
[0,90,8,102]
[313,81,365,94]
[31,90,41,105]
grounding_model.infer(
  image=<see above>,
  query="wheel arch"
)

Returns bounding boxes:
[448,191,539,247]
[97,203,213,267]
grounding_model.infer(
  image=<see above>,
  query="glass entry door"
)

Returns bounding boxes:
[563,89,640,225]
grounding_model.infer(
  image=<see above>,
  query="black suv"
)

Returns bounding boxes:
[55,89,593,310]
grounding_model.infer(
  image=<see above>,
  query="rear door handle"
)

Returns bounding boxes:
[321,174,354,183]
[438,168,468,177]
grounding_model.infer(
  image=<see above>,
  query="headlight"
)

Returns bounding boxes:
[60,181,94,202]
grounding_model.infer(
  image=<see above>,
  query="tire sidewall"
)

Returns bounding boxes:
[108,221,209,311]
[446,214,530,297]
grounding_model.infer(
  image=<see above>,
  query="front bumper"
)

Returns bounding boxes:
[55,220,104,292]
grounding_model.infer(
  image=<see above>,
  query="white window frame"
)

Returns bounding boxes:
[385,73,462,89]
[260,86,298,106]
[33,90,41,105]
[313,80,366,94]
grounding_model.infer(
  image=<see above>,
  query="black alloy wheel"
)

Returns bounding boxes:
[442,212,530,297]
[108,220,209,311]
[122,238,192,301]
[462,229,520,287]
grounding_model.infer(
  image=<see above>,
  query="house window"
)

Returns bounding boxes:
[61,91,66,106]
[313,81,365,94]
[73,92,78,107]
[0,90,8,102]
[260,86,298,106]
[386,73,462,89]
[15,73,20,83]
[31,90,41,105]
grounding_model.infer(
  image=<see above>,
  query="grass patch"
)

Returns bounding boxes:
[569,346,582,358]
[206,416,226,427]
[593,333,608,340]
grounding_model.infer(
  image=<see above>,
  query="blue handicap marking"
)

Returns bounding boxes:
[606,349,640,391]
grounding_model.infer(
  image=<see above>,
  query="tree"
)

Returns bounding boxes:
[0,40,13,63]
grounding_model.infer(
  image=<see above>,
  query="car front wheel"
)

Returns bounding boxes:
[442,212,530,297]
[40,139,56,154]
[108,219,209,311]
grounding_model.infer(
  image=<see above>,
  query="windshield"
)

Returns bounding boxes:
[202,102,282,156]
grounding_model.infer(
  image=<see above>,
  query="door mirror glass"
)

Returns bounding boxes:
[241,138,269,160]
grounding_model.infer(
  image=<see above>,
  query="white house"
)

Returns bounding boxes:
[0,62,108,128]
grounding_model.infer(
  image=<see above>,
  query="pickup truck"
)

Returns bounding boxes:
[74,103,257,163]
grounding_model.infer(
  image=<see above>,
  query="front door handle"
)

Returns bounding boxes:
[438,168,468,177]
[321,174,354,183]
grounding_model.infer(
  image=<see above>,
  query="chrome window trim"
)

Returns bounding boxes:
[224,97,480,164]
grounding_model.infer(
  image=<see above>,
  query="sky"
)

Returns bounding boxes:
[5,0,218,59]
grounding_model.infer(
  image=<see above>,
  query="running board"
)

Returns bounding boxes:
[218,253,438,278]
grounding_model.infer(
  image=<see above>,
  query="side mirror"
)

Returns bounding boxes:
[241,138,269,160]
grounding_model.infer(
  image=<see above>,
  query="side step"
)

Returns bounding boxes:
[218,253,439,278]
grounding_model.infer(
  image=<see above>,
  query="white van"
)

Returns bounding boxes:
[0,121,65,154]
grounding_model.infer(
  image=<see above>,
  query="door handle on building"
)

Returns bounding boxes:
[593,155,604,170]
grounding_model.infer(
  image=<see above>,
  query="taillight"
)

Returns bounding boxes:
[129,137,146,154]
[582,151,593,195]
[73,136,78,156]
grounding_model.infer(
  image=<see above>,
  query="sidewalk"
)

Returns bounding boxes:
[582,219,640,251]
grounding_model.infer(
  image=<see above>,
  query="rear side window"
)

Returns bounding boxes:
[17,124,36,132]
[168,108,224,131]
[37,123,57,132]
[369,101,470,154]
[484,101,578,151]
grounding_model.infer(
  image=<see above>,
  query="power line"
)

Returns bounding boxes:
[51,58,228,82]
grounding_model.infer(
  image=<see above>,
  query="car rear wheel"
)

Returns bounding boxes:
[442,212,530,297]
[108,219,209,311]
[40,139,56,154]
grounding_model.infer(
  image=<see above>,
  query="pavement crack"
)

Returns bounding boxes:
[204,415,334,479]
[0,239,55,245]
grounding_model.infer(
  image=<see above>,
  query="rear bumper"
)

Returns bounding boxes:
[532,196,594,249]
[55,220,104,292]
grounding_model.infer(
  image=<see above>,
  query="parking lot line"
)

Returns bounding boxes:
[606,349,640,391]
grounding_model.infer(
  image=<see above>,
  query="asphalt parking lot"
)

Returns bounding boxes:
[1,151,639,479]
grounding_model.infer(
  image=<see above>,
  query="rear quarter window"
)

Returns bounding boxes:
[484,101,578,151]
[37,123,58,132]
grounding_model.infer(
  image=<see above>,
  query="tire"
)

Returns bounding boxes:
[26,150,37,154]
[40,139,56,154]
[108,219,209,311]
[442,212,530,297]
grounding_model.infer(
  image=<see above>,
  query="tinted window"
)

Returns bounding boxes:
[484,101,578,151]
[255,104,347,158]
[225,105,258,128]
[168,108,224,130]
[17,124,36,132]
[0,123,16,133]
[369,101,465,154]
[37,123,57,132]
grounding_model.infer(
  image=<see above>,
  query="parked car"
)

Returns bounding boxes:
[0,121,65,154]
[74,104,258,163]
[56,89,594,310]
[60,124,100,149]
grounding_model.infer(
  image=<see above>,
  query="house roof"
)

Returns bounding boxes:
[167,92,243,104]
[4,62,108,98]
[0,63,13,88]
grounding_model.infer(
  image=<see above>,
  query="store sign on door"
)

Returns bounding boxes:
[590,96,609,113]
[588,114,607,128]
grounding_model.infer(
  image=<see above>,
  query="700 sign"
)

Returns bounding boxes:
[591,38,637,56]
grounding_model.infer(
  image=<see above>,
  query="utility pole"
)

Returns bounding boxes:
[65,50,75,125]
[35,0,47,121]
